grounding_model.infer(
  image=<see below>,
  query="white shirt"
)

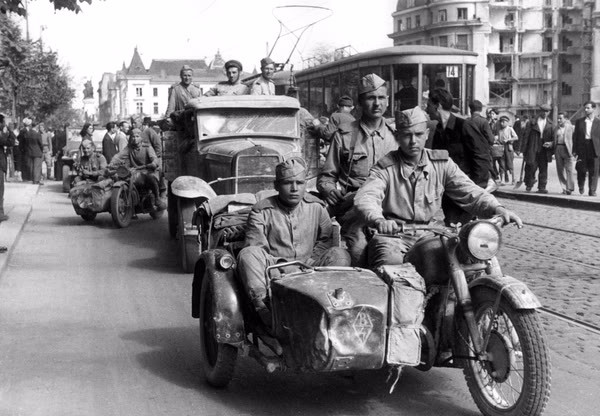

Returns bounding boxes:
[584,116,593,140]
[537,117,546,133]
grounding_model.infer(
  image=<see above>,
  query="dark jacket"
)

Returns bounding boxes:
[0,128,16,173]
[431,113,468,174]
[462,114,494,187]
[522,118,554,164]
[102,133,119,164]
[573,116,600,158]
[19,128,43,158]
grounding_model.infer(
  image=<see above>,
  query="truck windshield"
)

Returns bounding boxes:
[197,108,298,139]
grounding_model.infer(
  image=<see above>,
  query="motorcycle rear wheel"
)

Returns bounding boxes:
[199,274,237,388]
[460,288,551,416]
[111,185,133,228]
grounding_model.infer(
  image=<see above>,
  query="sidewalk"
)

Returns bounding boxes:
[493,155,600,211]
[0,181,40,276]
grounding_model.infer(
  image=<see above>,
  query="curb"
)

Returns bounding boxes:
[495,190,600,211]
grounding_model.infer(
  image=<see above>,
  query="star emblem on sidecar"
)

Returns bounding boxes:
[353,307,374,344]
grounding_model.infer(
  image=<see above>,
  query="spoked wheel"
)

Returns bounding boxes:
[110,185,133,228]
[177,197,200,273]
[80,212,97,221]
[199,275,237,388]
[459,288,551,416]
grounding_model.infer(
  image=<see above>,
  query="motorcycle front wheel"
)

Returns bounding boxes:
[459,288,551,416]
[110,185,133,228]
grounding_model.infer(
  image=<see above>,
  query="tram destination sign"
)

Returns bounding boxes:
[446,65,459,78]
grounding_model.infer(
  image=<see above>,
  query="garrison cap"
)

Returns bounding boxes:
[275,157,306,181]
[260,57,275,68]
[225,59,242,71]
[338,95,353,107]
[180,65,193,75]
[23,117,32,126]
[358,73,386,95]
[499,115,510,122]
[539,104,552,112]
[395,106,428,130]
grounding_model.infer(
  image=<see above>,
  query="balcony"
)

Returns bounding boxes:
[561,23,584,31]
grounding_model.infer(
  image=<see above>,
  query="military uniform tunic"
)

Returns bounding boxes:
[204,81,249,96]
[250,76,275,95]
[318,119,397,197]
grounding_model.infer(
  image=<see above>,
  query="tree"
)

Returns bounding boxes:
[0,14,75,124]
[0,0,96,16]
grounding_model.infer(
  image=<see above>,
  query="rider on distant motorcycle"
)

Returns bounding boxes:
[73,138,107,184]
[354,106,523,269]
[107,128,166,210]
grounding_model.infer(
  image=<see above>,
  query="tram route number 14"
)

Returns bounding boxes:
[446,65,459,78]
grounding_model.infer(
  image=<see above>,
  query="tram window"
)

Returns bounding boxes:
[359,66,382,78]
[341,69,360,105]
[323,74,340,118]
[394,64,419,111]
[298,81,309,110]
[422,63,462,110]
[309,78,324,117]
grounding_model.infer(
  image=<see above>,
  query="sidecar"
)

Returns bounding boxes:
[191,197,427,387]
[68,177,114,221]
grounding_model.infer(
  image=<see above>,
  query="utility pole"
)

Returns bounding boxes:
[24,0,29,41]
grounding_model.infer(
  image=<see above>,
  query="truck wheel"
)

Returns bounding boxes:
[199,274,237,388]
[62,166,71,193]
[177,197,200,273]
[111,185,133,228]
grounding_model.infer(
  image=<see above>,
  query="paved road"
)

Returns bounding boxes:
[0,183,598,415]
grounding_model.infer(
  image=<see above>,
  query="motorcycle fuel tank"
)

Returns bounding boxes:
[270,268,389,372]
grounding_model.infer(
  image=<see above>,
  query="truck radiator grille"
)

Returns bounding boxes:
[235,155,279,193]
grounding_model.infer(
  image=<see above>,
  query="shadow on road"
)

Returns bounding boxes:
[122,325,479,416]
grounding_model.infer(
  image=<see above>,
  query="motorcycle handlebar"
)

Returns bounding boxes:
[371,215,508,238]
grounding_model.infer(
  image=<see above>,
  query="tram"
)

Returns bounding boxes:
[294,45,478,118]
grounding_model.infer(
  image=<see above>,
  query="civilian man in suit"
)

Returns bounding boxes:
[553,112,576,195]
[522,104,554,193]
[0,113,16,222]
[19,118,44,184]
[102,122,127,164]
[462,100,494,190]
[573,101,600,196]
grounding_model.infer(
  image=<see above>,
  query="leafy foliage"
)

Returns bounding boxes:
[0,14,76,125]
[0,0,95,16]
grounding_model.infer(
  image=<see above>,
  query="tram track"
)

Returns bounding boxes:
[504,242,600,272]
[539,307,600,336]
[521,221,600,240]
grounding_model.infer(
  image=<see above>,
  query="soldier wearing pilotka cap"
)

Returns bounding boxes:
[317,73,397,266]
[204,59,249,96]
[354,106,523,269]
[237,157,351,326]
[250,57,276,95]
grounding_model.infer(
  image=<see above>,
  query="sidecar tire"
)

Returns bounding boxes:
[111,186,133,228]
[80,212,97,221]
[177,198,200,273]
[199,275,237,388]
[459,288,551,416]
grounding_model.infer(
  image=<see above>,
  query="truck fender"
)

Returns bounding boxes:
[171,175,216,199]
[469,274,542,310]
[192,249,245,344]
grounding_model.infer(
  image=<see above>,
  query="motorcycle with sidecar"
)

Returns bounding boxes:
[107,165,165,228]
[191,207,551,416]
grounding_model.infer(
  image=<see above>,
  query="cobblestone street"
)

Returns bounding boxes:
[497,197,600,373]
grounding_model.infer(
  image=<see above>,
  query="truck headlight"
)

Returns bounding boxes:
[459,221,501,261]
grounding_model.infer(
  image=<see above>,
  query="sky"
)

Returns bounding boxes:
[17,0,397,104]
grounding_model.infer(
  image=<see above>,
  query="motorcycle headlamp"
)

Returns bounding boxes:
[459,221,502,261]
[218,254,235,270]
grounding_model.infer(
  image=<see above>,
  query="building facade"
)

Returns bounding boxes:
[389,0,600,118]
[97,48,241,124]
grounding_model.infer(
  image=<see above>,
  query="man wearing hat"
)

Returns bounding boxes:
[237,157,351,326]
[354,106,522,268]
[19,118,44,184]
[573,101,600,196]
[205,59,249,96]
[521,104,554,193]
[0,113,16,222]
[250,57,276,95]
[314,95,355,143]
[165,65,201,119]
[318,73,397,266]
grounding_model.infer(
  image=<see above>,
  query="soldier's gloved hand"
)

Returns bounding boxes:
[375,219,399,234]
[495,207,523,229]
[325,189,344,206]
